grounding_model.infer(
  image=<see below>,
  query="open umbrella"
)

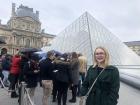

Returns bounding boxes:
[50,50,63,56]
[19,48,41,53]
[35,51,47,58]
[0,38,6,44]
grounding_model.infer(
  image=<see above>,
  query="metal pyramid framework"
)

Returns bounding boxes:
[45,12,140,65]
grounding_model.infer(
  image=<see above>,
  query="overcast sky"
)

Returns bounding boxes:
[0,0,140,42]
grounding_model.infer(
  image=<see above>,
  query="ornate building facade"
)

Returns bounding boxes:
[124,41,140,56]
[0,3,55,55]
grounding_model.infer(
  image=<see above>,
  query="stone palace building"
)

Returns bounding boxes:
[0,3,55,55]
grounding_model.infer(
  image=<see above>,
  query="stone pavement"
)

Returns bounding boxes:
[0,82,140,105]
[0,85,80,105]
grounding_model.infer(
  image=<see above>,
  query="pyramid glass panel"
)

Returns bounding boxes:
[44,12,140,66]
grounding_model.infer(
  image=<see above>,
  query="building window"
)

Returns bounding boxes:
[25,39,30,47]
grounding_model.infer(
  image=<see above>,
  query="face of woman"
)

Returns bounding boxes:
[95,48,106,64]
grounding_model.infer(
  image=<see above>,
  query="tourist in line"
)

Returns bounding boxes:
[77,53,87,96]
[9,53,21,98]
[53,53,72,105]
[24,54,39,104]
[39,51,55,105]
[2,54,11,87]
[69,52,80,103]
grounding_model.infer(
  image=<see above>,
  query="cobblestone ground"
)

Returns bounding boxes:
[0,82,140,105]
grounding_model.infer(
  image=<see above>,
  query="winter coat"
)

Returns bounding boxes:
[80,65,120,105]
[70,58,80,85]
[2,58,11,71]
[10,55,21,74]
[24,61,39,88]
[19,57,29,82]
[39,58,54,80]
[54,60,72,83]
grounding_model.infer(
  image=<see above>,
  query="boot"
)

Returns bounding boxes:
[52,98,56,102]
[69,98,76,103]
[11,92,18,98]
[58,103,61,105]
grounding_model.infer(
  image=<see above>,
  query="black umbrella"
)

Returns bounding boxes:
[0,38,6,44]
[19,48,41,53]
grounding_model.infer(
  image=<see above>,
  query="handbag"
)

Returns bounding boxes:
[79,67,105,105]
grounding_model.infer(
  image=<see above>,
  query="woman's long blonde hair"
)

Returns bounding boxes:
[93,46,109,68]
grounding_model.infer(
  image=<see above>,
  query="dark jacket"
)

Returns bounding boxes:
[24,61,39,88]
[70,58,80,85]
[54,60,72,83]
[80,65,120,105]
[39,58,54,80]
[2,58,11,71]
[19,56,29,82]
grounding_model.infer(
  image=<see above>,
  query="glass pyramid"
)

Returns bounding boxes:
[43,12,140,66]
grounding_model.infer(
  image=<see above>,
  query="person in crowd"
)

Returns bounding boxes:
[39,51,55,105]
[78,53,87,82]
[69,52,80,103]
[9,52,21,98]
[80,46,120,105]
[18,53,30,82]
[77,53,87,96]
[1,54,11,87]
[18,53,29,103]
[0,55,4,87]
[53,53,72,105]
[23,53,39,104]
[52,53,61,102]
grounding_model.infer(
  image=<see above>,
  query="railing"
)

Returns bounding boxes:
[18,82,35,105]
[0,78,35,105]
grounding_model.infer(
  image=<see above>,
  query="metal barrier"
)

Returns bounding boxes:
[19,82,26,105]
[25,88,35,105]
[0,78,35,105]
[19,82,35,105]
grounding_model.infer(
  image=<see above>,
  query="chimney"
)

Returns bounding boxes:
[36,11,39,19]
[12,3,16,17]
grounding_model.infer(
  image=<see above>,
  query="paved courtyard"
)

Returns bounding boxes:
[0,82,140,105]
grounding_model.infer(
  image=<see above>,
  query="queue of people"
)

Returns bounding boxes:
[0,46,120,105]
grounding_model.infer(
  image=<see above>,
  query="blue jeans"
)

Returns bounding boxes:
[2,70,10,86]
[77,72,85,96]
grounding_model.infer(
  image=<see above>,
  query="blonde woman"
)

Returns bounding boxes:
[80,46,120,105]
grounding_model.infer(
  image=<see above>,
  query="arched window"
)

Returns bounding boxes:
[16,37,20,45]
[1,48,7,55]
[25,39,30,47]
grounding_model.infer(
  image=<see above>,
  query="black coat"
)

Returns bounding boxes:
[2,58,11,71]
[19,57,29,82]
[24,61,39,88]
[54,60,72,83]
[80,65,120,105]
[70,58,80,85]
[39,58,54,80]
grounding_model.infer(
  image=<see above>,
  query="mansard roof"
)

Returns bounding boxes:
[16,4,39,22]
